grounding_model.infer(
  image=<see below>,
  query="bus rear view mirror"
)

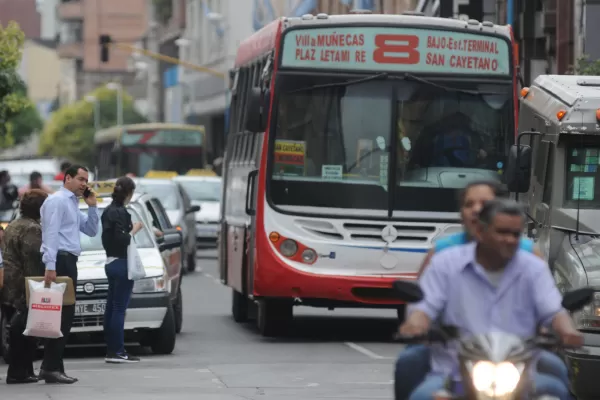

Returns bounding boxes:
[244,87,268,133]
[505,144,532,193]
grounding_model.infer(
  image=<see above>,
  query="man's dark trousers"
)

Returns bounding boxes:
[41,251,78,373]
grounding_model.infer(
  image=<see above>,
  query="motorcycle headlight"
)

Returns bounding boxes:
[471,361,522,396]
[132,275,169,293]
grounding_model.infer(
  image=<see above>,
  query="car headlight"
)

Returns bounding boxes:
[471,361,522,396]
[301,249,317,264]
[132,275,169,293]
[279,239,298,257]
[572,291,600,329]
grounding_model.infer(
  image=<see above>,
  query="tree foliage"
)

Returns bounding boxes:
[0,21,30,143]
[39,86,147,165]
[568,54,600,75]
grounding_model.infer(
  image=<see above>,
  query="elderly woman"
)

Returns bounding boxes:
[1,189,48,384]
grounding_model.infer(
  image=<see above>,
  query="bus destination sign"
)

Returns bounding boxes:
[122,130,203,147]
[281,27,510,75]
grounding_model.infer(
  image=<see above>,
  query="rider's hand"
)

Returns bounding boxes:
[398,311,430,337]
[560,328,584,348]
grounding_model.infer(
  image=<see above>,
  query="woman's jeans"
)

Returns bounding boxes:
[395,344,571,400]
[103,259,134,355]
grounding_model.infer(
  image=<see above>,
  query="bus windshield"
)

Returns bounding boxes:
[268,74,513,216]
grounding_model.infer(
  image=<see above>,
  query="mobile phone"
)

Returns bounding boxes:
[83,187,91,198]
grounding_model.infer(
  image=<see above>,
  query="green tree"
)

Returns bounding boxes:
[0,21,31,145]
[2,79,44,146]
[39,86,147,164]
[568,54,600,75]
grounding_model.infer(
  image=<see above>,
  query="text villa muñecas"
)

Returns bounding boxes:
[294,33,368,63]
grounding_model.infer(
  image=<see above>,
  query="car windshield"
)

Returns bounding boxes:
[177,180,222,202]
[136,182,180,210]
[79,207,154,251]
[269,73,513,216]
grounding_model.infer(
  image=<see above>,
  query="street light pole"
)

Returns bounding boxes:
[85,95,100,131]
[106,82,123,126]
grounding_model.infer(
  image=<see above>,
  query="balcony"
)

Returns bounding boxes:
[58,0,83,20]
[57,41,83,59]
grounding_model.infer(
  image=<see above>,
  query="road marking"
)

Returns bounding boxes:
[344,342,393,360]
[202,272,223,286]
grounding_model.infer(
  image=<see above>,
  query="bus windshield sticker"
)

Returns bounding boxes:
[572,177,595,200]
[321,165,343,181]
[281,27,510,76]
[379,154,389,191]
[274,140,306,176]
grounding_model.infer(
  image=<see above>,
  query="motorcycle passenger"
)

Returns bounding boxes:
[394,180,568,399]
[400,199,582,400]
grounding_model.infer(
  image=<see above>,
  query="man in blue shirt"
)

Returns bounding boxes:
[39,165,99,384]
[400,199,583,400]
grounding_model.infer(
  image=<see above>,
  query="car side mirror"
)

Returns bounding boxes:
[158,228,183,251]
[505,144,532,193]
[391,280,424,303]
[186,205,200,214]
[244,87,269,133]
[562,287,594,312]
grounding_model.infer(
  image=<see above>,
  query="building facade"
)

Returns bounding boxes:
[55,0,148,102]
[0,0,41,38]
[18,38,61,119]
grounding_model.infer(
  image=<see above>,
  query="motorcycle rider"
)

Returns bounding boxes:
[394,180,568,399]
[399,198,582,400]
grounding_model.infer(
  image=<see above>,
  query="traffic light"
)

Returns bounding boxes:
[99,34,112,62]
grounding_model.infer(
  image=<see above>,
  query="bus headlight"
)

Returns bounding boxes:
[471,361,521,396]
[279,239,298,257]
[301,249,317,264]
[133,275,169,293]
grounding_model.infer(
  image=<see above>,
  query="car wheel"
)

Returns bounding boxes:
[1,309,12,363]
[257,299,293,337]
[187,251,196,272]
[149,304,177,355]
[174,286,183,334]
[231,289,248,323]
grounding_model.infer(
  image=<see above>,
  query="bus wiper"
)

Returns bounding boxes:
[287,72,389,94]
[391,73,502,95]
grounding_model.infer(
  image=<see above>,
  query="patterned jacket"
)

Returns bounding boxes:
[0,217,44,310]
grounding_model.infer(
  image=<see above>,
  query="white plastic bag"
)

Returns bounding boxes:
[23,280,67,339]
[127,241,146,281]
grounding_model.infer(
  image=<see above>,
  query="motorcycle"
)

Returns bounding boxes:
[391,280,593,400]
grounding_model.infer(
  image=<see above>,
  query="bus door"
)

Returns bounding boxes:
[245,132,263,296]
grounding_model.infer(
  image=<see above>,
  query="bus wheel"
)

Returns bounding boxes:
[232,289,249,323]
[257,299,293,337]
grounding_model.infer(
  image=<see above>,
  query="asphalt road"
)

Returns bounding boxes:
[1,249,402,399]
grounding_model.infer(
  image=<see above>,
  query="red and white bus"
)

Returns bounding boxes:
[219,13,518,336]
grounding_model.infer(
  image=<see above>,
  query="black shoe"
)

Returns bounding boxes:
[105,353,140,363]
[38,370,78,384]
[6,376,39,384]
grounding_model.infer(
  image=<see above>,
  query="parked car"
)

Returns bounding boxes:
[173,175,222,247]
[0,182,184,360]
[132,178,199,272]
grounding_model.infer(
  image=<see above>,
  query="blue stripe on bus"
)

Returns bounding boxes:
[338,245,428,253]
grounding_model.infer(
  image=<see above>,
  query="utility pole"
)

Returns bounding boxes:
[147,0,159,122]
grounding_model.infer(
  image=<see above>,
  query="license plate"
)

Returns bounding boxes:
[75,300,106,316]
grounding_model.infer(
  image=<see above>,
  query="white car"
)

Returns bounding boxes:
[173,175,222,247]
[1,187,185,357]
